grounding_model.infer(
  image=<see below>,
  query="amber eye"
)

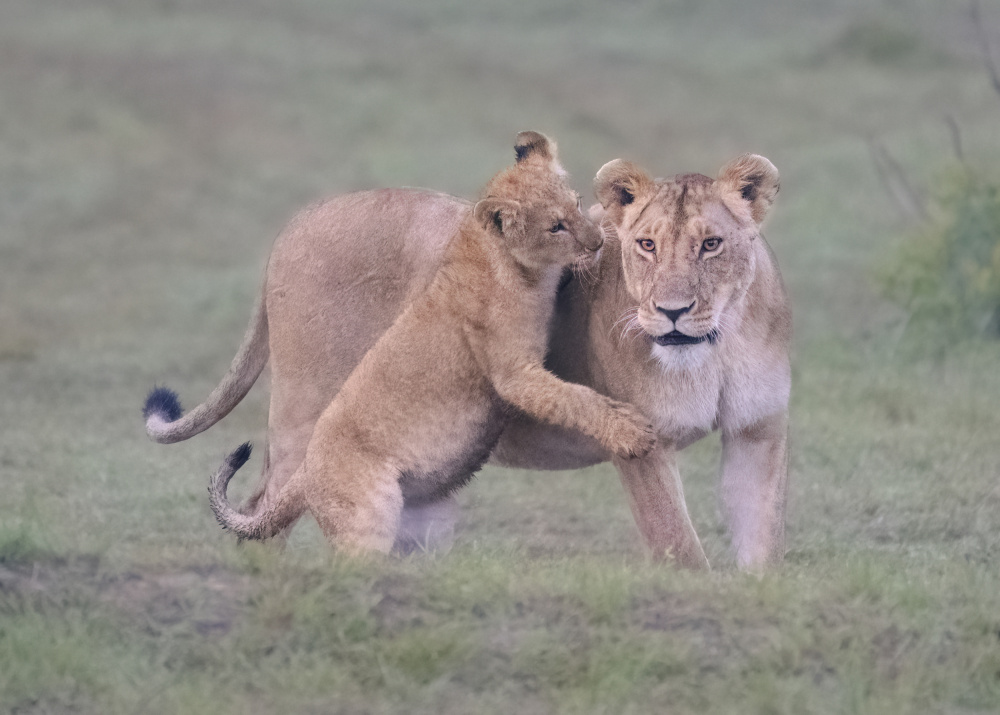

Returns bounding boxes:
[550,221,567,233]
[637,238,656,252]
[701,237,723,253]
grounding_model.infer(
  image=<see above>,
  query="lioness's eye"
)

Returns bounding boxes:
[702,237,722,252]
[550,222,566,233]
[637,238,656,252]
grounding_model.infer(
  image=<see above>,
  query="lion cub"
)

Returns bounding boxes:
[208,132,656,554]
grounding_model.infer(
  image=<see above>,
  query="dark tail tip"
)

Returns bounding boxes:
[228,442,253,471]
[143,386,183,422]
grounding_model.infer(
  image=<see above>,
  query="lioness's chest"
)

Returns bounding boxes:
[642,363,723,445]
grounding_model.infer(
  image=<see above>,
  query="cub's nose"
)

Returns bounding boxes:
[656,302,694,323]
[578,222,604,251]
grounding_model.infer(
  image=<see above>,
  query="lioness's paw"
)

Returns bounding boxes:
[602,402,657,459]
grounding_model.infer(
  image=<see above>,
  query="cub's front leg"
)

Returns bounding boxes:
[492,363,657,460]
[719,410,789,568]
[613,443,710,569]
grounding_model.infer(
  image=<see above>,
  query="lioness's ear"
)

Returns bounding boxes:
[716,154,779,225]
[473,197,524,238]
[514,130,556,164]
[593,159,656,224]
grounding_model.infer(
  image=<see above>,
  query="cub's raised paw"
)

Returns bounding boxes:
[602,402,657,459]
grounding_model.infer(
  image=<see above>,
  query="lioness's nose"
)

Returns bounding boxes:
[656,302,694,323]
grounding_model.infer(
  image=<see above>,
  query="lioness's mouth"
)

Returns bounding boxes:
[652,330,719,346]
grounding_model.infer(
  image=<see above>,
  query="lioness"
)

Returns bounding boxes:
[144,150,790,569]
[205,132,656,553]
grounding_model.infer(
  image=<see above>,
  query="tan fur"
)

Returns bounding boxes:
[148,150,790,568]
[206,133,656,553]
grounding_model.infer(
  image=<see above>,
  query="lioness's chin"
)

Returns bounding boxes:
[650,340,714,372]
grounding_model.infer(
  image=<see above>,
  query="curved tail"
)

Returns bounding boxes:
[208,443,306,540]
[143,290,269,444]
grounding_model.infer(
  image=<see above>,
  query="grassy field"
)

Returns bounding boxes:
[3,0,1000,712]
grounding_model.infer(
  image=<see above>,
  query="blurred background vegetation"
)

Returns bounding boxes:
[880,168,1000,341]
[2,0,999,713]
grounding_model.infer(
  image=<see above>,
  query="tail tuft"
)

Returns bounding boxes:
[143,386,183,422]
[229,442,253,471]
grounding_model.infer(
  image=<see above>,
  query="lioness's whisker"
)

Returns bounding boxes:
[612,307,641,342]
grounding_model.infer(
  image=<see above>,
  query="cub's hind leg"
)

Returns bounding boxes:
[305,454,405,556]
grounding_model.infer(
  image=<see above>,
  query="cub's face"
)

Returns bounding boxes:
[516,181,602,270]
[594,155,779,367]
[474,131,603,271]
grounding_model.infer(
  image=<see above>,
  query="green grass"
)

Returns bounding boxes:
[3,0,1000,712]
[4,552,1000,713]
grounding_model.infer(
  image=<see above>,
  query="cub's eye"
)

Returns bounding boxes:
[637,238,656,252]
[701,237,723,253]
[549,221,567,233]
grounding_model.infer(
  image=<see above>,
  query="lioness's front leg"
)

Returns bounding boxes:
[493,363,657,460]
[719,411,789,568]
[613,443,710,569]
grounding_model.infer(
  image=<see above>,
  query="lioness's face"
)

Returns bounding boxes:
[474,131,603,271]
[595,155,779,367]
[618,176,758,347]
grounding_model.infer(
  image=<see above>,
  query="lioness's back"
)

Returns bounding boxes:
[266,188,469,399]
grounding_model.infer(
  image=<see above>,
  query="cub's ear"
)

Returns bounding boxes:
[473,197,525,238]
[514,130,556,164]
[716,154,779,225]
[593,159,655,222]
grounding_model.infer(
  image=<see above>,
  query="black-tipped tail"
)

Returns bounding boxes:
[143,386,183,422]
[211,442,253,508]
[209,442,263,539]
[229,442,253,471]
[209,442,303,543]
